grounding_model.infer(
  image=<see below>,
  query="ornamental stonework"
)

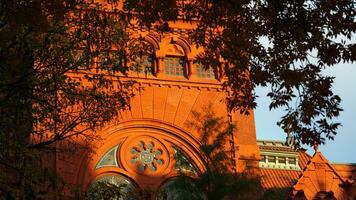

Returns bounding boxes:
[130,141,163,172]
[119,134,170,176]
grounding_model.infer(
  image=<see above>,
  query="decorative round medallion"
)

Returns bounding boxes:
[130,141,163,172]
[119,135,170,175]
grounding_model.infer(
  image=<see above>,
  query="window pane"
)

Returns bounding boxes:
[278,157,286,164]
[268,156,276,163]
[196,63,215,79]
[134,55,154,75]
[288,157,296,165]
[261,155,266,162]
[86,174,138,200]
[165,57,184,76]
[96,145,119,169]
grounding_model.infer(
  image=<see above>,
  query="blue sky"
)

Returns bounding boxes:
[255,62,356,163]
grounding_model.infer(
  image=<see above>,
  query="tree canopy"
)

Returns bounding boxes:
[0,0,136,198]
[0,0,355,198]
[125,0,356,147]
[158,109,262,200]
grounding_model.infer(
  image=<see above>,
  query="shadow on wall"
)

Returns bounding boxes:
[61,107,263,200]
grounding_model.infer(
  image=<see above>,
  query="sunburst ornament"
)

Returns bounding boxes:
[130,141,163,172]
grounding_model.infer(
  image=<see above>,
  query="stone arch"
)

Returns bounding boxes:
[77,119,206,192]
[171,36,191,57]
[131,34,158,75]
[162,38,192,77]
[143,34,160,51]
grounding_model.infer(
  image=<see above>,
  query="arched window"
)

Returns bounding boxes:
[164,44,186,77]
[133,41,155,76]
[293,190,307,200]
[86,174,138,200]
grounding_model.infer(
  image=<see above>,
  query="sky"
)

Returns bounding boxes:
[254,62,356,163]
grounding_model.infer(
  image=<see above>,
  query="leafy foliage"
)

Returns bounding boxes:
[159,109,262,200]
[86,181,157,200]
[0,0,143,198]
[1,0,355,198]
[124,0,356,147]
[86,181,128,200]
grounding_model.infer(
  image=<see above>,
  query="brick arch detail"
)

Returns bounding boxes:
[77,119,206,192]
[143,34,160,51]
[170,36,191,57]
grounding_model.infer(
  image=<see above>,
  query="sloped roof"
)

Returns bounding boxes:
[298,151,312,169]
[258,140,356,199]
[260,168,300,189]
[260,151,311,190]
[331,163,356,182]
[292,151,348,199]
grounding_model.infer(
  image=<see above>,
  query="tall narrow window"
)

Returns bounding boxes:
[164,43,186,77]
[132,40,155,76]
[164,56,185,76]
[196,62,215,79]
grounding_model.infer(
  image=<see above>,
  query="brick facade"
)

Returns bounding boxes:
[56,19,260,195]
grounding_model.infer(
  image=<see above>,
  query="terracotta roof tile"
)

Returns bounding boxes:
[297,151,311,169]
[260,150,312,191]
[260,168,300,190]
[259,145,356,199]
[331,164,356,181]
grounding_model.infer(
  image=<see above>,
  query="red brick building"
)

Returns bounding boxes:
[57,19,260,198]
[56,5,356,199]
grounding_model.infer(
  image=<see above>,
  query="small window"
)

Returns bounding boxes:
[288,157,296,165]
[165,56,185,76]
[260,155,266,162]
[96,146,119,169]
[196,63,215,79]
[268,156,276,163]
[278,157,286,164]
